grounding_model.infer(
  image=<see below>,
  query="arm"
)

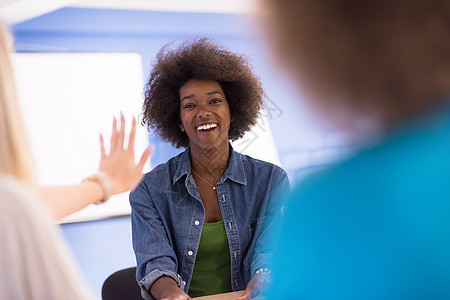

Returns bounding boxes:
[238,171,290,300]
[150,277,190,300]
[39,113,152,220]
[130,183,186,300]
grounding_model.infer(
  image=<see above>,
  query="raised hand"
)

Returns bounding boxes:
[99,112,153,196]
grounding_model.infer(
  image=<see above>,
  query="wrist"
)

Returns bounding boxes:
[254,267,272,286]
[151,276,185,299]
[83,171,112,204]
[255,267,271,276]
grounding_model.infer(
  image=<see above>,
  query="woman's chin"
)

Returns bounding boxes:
[189,136,228,152]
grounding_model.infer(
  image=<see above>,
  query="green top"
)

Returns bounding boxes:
[188,220,232,298]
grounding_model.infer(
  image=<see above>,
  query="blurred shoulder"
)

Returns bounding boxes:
[0,174,43,215]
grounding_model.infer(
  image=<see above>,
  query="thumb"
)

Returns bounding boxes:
[138,145,154,170]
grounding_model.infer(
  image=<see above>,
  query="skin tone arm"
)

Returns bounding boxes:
[150,277,191,300]
[39,113,153,220]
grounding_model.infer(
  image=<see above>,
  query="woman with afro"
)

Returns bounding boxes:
[130,38,289,300]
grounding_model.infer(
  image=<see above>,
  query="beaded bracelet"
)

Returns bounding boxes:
[83,171,111,205]
[255,268,271,275]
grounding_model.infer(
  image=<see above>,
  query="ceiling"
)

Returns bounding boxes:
[0,0,258,24]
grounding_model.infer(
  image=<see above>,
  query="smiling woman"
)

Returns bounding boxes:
[130,38,290,300]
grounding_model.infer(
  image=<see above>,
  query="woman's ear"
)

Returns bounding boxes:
[179,124,185,132]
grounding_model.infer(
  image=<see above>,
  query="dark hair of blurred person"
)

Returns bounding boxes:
[261,1,450,299]
[262,0,449,130]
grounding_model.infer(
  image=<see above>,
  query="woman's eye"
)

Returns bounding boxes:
[184,104,195,109]
[210,99,222,104]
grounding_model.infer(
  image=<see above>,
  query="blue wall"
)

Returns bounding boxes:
[12,7,353,299]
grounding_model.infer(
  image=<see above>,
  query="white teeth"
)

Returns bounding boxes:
[197,123,218,131]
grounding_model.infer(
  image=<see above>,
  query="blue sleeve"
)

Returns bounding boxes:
[130,182,185,300]
[250,169,290,275]
[266,174,450,299]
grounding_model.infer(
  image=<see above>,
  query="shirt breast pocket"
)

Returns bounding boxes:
[244,216,266,266]
[248,216,266,238]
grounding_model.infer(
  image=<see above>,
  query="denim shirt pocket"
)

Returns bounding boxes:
[248,216,266,232]
[244,216,266,266]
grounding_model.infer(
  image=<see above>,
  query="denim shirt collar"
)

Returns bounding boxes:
[172,144,247,187]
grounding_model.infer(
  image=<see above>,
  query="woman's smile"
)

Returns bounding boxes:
[196,123,218,131]
[179,79,231,150]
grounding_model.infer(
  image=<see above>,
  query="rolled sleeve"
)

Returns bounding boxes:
[139,269,185,300]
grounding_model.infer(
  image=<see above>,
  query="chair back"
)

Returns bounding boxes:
[102,267,143,300]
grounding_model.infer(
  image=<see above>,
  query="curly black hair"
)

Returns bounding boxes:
[142,38,264,148]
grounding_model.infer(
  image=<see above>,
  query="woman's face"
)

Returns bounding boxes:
[179,79,231,151]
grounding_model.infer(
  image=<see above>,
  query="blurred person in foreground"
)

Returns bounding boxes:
[260,1,450,299]
[0,20,151,299]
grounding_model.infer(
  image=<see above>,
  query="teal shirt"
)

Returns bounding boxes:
[268,105,450,299]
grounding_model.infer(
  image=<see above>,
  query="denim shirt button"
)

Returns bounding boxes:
[194,220,200,226]
[188,250,193,256]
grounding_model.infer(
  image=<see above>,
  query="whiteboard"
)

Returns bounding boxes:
[12,53,150,223]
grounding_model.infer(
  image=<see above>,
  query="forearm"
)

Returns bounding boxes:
[38,181,104,220]
[37,115,151,221]
[150,276,189,300]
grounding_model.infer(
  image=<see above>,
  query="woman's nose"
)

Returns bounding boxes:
[196,104,211,118]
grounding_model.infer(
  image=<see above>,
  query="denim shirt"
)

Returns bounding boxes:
[130,145,289,300]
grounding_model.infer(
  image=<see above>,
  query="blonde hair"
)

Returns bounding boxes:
[0,21,34,183]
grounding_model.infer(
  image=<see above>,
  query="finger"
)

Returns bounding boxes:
[100,133,106,157]
[138,146,154,170]
[117,111,126,148]
[110,116,117,148]
[236,289,251,300]
[127,115,137,152]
